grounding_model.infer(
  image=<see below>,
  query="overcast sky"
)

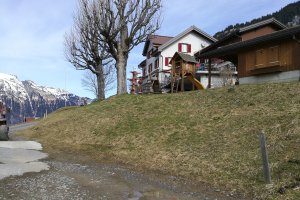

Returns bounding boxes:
[0,0,297,98]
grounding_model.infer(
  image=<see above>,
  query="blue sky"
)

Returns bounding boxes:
[0,0,297,98]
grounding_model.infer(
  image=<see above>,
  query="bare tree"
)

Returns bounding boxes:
[64,0,112,100]
[219,64,235,87]
[82,66,116,98]
[93,0,162,95]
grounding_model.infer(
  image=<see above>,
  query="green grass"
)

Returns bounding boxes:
[20,82,300,199]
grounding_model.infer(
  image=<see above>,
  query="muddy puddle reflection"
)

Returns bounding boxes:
[0,157,216,199]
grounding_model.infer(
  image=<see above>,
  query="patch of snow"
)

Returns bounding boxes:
[0,73,28,102]
[0,162,49,180]
[0,141,43,150]
[0,147,47,163]
[23,80,69,100]
[0,141,49,180]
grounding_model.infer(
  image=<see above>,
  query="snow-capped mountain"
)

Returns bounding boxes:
[0,73,88,124]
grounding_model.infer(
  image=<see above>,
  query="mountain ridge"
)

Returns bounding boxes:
[0,73,88,124]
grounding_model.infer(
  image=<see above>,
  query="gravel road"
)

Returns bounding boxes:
[0,123,242,200]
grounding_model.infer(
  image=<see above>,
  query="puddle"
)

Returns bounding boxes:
[0,152,229,200]
[127,191,143,200]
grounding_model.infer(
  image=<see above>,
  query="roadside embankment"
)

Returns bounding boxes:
[19,82,300,199]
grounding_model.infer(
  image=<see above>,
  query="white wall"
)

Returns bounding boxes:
[239,70,300,84]
[161,32,212,71]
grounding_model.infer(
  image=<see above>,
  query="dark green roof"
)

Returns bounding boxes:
[174,52,198,63]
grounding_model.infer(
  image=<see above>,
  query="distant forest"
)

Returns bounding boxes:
[214,1,300,40]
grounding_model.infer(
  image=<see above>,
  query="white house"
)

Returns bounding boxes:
[138,25,217,93]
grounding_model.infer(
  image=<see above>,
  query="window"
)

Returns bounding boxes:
[255,49,266,68]
[148,64,153,74]
[155,59,159,69]
[182,44,188,52]
[147,50,153,59]
[178,43,191,53]
[254,46,280,70]
[268,46,279,65]
[165,57,172,66]
[142,68,146,76]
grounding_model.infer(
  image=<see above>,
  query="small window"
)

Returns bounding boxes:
[147,50,153,59]
[148,64,153,73]
[155,59,159,69]
[255,49,266,68]
[182,44,188,52]
[178,43,191,53]
[165,57,172,66]
[269,46,279,64]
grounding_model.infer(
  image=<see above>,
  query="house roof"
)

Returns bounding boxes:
[195,30,241,57]
[239,17,286,33]
[197,25,300,59]
[195,18,287,57]
[142,35,173,56]
[151,35,173,45]
[138,59,146,69]
[158,25,217,52]
[170,52,198,64]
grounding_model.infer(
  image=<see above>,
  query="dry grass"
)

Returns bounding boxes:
[20,82,300,199]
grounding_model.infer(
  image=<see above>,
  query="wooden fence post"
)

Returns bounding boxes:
[259,130,272,184]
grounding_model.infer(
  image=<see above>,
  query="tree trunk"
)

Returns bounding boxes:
[96,73,105,100]
[116,25,129,95]
[116,53,128,95]
[95,63,105,100]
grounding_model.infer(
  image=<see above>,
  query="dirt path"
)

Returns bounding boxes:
[0,123,243,200]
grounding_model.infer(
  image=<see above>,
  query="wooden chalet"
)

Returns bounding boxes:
[196,19,300,85]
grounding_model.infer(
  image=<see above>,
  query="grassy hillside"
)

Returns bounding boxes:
[20,82,300,199]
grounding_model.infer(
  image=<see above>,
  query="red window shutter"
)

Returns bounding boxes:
[165,57,169,66]
[187,44,191,53]
[178,43,182,52]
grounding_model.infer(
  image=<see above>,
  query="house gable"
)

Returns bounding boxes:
[142,35,173,56]
[239,18,286,34]
[141,26,216,77]
[238,18,286,42]
[161,31,213,57]
[197,18,287,57]
[158,25,217,52]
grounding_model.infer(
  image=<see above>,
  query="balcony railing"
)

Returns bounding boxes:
[196,62,237,73]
